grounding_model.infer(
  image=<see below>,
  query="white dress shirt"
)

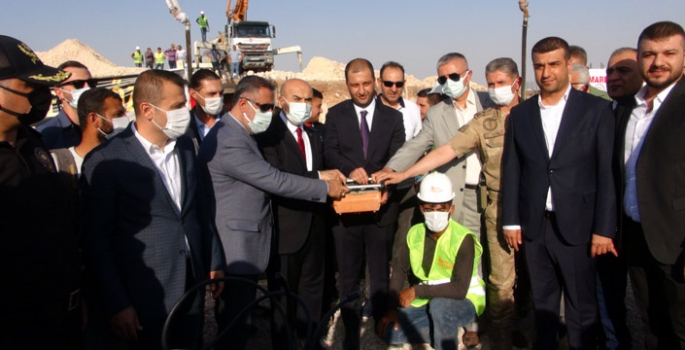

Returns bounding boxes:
[353,98,376,132]
[539,85,571,211]
[623,82,676,222]
[132,124,182,210]
[387,97,422,141]
[280,112,313,171]
[453,89,482,186]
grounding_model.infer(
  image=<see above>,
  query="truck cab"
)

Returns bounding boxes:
[228,21,275,74]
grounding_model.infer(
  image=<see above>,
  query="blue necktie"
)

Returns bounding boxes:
[360,110,369,159]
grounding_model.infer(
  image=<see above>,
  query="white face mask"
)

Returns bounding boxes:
[424,211,450,232]
[488,81,518,106]
[243,100,272,134]
[282,97,312,126]
[96,114,130,139]
[196,94,224,116]
[63,87,90,109]
[149,104,191,139]
[441,72,468,100]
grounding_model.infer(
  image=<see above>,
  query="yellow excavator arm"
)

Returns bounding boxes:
[226,0,248,23]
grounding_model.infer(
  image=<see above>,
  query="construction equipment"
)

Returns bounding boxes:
[193,0,302,75]
[164,0,193,79]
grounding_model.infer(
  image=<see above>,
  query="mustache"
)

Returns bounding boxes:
[648,65,670,72]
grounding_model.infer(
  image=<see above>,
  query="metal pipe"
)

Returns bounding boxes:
[519,0,530,101]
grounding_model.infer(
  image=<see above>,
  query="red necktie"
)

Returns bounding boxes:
[296,127,306,163]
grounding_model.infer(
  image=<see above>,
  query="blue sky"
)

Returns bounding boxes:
[3,0,684,84]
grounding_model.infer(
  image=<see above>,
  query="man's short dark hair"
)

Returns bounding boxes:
[380,61,405,79]
[57,60,88,71]
[417,88,431,98]
[233,75,275,105]
[132,70,187,115]
[77,88,122,127]
[569,45,588,65]
[638,21,685,46]
[532,37,570,60]
[189,68,220,90]
[344,58,374,81]
[312,88,323,99]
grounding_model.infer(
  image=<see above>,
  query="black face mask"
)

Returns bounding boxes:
[0,85,54,125]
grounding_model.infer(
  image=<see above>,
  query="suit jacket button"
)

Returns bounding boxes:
[460,188,464,192]
[179,250,185,255]
[549,169,554,174]
[462,165,466,169]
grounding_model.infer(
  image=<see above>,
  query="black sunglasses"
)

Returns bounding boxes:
[59,79,98,89]
[437,71,468,85]
[243,98,275,113]
[382,80,405,88]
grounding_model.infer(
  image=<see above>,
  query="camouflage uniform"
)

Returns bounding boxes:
[447,107,516,348]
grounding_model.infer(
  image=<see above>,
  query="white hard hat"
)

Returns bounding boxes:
[200,10,204,14]
[417,172,455,203]
[136,46,140,50]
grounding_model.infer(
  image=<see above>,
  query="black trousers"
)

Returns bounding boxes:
[214,273,259,350]
[623,218,685,350]
[596,251,631,349]
[333,213,394,350]
[523,212,598,350]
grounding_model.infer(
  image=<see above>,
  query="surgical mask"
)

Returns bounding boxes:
[63,87,90,109]
[441,72,468,100]
[488,81,518,106]
[0,85,53,125]
[96,114,130,139]
[196,94,223,116]
[243,100,272,134]
[424,211,450,232]
[149,104,191,139]
[282,97,312,126]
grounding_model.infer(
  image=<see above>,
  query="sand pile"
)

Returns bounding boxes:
[36,39,146,78]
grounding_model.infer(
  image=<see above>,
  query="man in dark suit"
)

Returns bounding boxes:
[614,21,685,349]
[255,78,328,349]
[197,76,347,350]
[80,69,226,350]
[323,58,405,349]
[186,69,223,148]
[502,37,617,350]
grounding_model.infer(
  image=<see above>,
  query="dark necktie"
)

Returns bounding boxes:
[360,110,369,159]
[296,127,306,163]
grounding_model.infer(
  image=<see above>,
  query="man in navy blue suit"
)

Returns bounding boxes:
[501,37,617,350]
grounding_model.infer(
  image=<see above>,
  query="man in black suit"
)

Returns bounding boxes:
[614,21,685,349]
[80,70,225,350]
[255,78,329,348]
[323,58,405,349]
[187,68,223,147]
[502,37,616,350]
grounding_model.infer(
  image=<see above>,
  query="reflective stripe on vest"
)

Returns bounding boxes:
[133,51,142,64]
[407,219,486,316]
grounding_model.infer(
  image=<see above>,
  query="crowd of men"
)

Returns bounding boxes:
[1,19,684,350]
[131,44,187,70]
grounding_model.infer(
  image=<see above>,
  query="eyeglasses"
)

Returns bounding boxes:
[437,71,468,85]
[59,79,98,89]
[382,80,405,88]
[243,98,275,113]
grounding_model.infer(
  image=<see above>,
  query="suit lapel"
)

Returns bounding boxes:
[440,101,460,136]
[550,90,581,160]
[177,138,193,215]
[306,127,322,171]
[641,78,685,151]
[527,96,550,161]
[367,103,387,160]
[276,117,307,170]
[615,97,636,169]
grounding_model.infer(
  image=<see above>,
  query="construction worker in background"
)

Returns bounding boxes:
[197,11,210,42]
[154,47,165,70]
[131,46,142,67]
[144,47,154,69]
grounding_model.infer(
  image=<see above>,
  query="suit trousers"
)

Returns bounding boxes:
[333,213,394,349]
[623,218,685,350]
[268,214,326,350]
[596,252,630,349]
[215,273,259,350]
[523,212,598,350]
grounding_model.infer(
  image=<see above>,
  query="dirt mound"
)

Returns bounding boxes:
[36,39,146,78]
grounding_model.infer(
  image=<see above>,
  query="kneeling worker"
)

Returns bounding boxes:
[377,172,485,350]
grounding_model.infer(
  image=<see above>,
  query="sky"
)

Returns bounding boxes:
[3,0,685,85]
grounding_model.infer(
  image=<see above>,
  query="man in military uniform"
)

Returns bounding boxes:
[374,57,522,349]
[0,35,82,348]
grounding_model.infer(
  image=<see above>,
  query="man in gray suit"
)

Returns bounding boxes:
[197,75,347,350]
[81,69,226,350]
[374,52,492,346]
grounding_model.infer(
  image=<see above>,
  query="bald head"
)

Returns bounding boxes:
[279,78,313,125]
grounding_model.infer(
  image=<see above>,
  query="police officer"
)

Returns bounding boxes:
[374,57,522,349]
[0,35,82,348]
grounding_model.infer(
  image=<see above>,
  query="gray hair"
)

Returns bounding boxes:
[436,52,467,71]
[609,47,637,60]
[485,57,519,78]
[570,63,590,84]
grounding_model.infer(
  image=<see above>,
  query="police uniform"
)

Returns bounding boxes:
[0,125,82,347]
[446,107,517,346]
